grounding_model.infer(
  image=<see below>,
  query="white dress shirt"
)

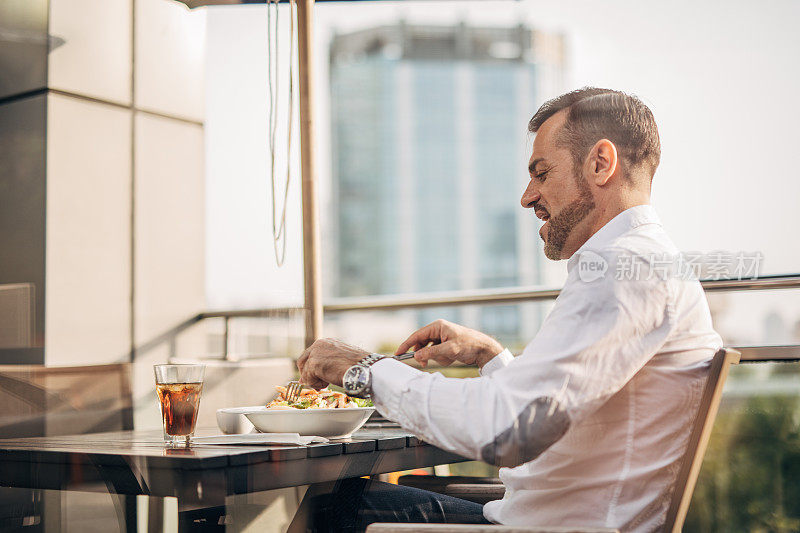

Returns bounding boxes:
[370,205,722,532]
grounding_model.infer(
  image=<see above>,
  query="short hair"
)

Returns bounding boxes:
[528,87,661,180]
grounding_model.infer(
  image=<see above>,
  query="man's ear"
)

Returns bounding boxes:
[588,139,618,186]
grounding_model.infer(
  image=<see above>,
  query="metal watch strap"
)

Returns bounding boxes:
[358,353,388,368]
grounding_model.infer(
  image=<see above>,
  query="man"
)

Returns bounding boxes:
[294,87,722,532]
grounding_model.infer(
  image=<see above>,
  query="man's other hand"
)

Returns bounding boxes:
[395,319,504,369]
[297,338,370,390]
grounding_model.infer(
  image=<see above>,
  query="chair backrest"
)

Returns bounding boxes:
[663,348,740,532]
[0,363,133,438]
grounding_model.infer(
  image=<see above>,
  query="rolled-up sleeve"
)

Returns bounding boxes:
[479,349,515,377]
[371,249,675,468]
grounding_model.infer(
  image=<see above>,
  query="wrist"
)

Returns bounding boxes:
[477,342,504,368]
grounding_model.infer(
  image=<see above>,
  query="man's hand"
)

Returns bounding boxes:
[395,319,504,369]
[296,338,370,390]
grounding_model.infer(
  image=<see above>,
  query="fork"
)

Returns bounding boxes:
[285,380,303,403]
[394,351,415,361]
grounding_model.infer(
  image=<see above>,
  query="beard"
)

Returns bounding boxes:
[541,183,595,260]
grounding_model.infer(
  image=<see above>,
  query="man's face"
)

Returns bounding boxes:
[521,111,596,260]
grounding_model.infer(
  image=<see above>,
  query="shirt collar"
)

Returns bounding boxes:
[566,204,661,272]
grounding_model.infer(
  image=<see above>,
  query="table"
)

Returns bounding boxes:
[0,427,468,530]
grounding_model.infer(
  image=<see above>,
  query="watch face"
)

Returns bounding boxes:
[345,366,370,396]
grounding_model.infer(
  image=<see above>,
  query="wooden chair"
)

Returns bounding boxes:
[0,363,133,437]
[0,363,135,530]
[369,348,740,533]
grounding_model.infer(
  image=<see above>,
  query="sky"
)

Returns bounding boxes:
[203,0,800,344]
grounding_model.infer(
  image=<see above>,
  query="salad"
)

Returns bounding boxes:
[267,386,373,410]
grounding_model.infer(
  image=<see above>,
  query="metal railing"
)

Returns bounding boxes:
[138,273,800,362]
[199,273,800,317]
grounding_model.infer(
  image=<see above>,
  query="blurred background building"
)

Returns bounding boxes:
[329,23,563,343]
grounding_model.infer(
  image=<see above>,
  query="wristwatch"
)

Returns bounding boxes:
[342,353,387,399]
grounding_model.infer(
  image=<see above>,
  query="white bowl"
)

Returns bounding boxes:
[245,407,375,438]
[216,406,265,434]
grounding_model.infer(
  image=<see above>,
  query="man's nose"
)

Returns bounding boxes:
[520,182,540,208]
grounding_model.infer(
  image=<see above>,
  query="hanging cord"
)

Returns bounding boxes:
[267,0,295,266]
[279,0,295,263]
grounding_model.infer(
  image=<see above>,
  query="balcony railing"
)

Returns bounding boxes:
[138,273,800,363]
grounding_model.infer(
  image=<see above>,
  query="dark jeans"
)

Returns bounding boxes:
[287,477,492,533]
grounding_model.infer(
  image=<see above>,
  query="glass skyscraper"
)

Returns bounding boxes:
[329,23,564,342]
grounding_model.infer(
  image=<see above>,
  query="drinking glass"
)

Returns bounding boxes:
[154,364,206,446]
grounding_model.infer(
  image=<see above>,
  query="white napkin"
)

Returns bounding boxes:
[192,433,329,446]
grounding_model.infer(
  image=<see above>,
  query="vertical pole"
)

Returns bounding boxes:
[297,0,323,348]
[129,0,137,363]
[222,317,230,360]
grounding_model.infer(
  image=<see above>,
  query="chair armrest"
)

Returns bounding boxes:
[443,484,505,505]
[366,524,620,533]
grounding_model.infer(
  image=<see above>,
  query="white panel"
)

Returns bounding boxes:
[48,0,132,104]
[134,113,205,353]
[204,6,304,310]
[135,0,205,121]
[45,94,131,366]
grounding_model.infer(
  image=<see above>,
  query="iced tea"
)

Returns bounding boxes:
[156,382,203,437]
[154,363,205,446]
